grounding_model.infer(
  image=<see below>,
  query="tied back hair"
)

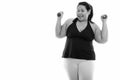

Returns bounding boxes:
[77,2,94,23]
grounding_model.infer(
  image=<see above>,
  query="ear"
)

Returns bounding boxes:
[88,9,91,15]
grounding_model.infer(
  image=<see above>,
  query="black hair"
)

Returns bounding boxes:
[77,2,94,23]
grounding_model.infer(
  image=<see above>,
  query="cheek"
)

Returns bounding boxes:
[84,13,89,18]
[76,12,80,15]
[76,12,89,19]
[82,14,88,19]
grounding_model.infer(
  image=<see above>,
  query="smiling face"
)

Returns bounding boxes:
[76,5,90,22]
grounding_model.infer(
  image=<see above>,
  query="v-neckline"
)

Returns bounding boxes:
[75,21,88,33]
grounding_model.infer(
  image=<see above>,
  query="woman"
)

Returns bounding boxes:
[55,1,108,80]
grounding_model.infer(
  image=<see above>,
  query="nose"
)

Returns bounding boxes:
[77,13,83,16]
[77,11,84,16]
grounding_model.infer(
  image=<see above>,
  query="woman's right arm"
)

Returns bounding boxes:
[55,12,72,38]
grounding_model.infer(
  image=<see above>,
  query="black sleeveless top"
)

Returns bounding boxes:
[62,18,96,60]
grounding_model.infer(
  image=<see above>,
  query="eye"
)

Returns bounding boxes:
[77,10,80,12]
[81,9,84,12]
[77,9,85,12]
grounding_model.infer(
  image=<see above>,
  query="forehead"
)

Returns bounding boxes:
[77,5,86,10]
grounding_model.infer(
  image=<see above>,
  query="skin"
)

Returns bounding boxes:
[76,5,90,32]
[55,5,108,43]
[76,5,90,22]
[55,4,108,80]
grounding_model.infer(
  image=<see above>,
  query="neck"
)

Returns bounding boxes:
[77,18,88,23]
[77,19,88,23]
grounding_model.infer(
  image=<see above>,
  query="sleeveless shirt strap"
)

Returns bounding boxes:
[73,18,78,23]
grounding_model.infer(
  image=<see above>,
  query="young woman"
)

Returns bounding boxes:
[55,1,108,80]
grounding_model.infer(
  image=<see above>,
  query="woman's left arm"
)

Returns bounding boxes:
[94,15,108,43]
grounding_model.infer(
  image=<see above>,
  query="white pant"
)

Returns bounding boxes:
[63,58,95,80]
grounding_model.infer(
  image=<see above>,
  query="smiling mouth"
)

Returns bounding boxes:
[78,15,84,17]
[78,15,84,19]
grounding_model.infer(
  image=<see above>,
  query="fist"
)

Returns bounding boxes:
[57,11,64,18]
[101,14,108,22]
[101,14,107,19]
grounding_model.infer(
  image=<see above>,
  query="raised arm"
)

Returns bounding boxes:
[55,11,72,38]
[94,15,108,43]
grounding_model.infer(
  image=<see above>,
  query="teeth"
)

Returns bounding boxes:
[79,15,83,17]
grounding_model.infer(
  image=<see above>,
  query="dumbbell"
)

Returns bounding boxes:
[101,15,107,19]
[57,13,61,17]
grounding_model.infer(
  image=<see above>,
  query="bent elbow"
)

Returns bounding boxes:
[98,39,108,44]
[102,39,108,44]
[95,37,108,44]
[55,34,65,38]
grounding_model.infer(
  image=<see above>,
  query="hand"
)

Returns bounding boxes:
[101,14,108,22]
[57,11,64,19]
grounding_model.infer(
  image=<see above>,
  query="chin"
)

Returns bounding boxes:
[78,17,87,22]
[78,18,84,22]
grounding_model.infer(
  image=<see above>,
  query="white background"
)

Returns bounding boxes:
[0,0,119,80]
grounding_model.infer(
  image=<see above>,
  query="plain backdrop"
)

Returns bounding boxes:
[0,0,119,80]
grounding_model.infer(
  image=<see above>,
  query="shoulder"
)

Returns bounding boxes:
[65,18,74,25]
[64,18,74,29]
[89,22,99,34]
